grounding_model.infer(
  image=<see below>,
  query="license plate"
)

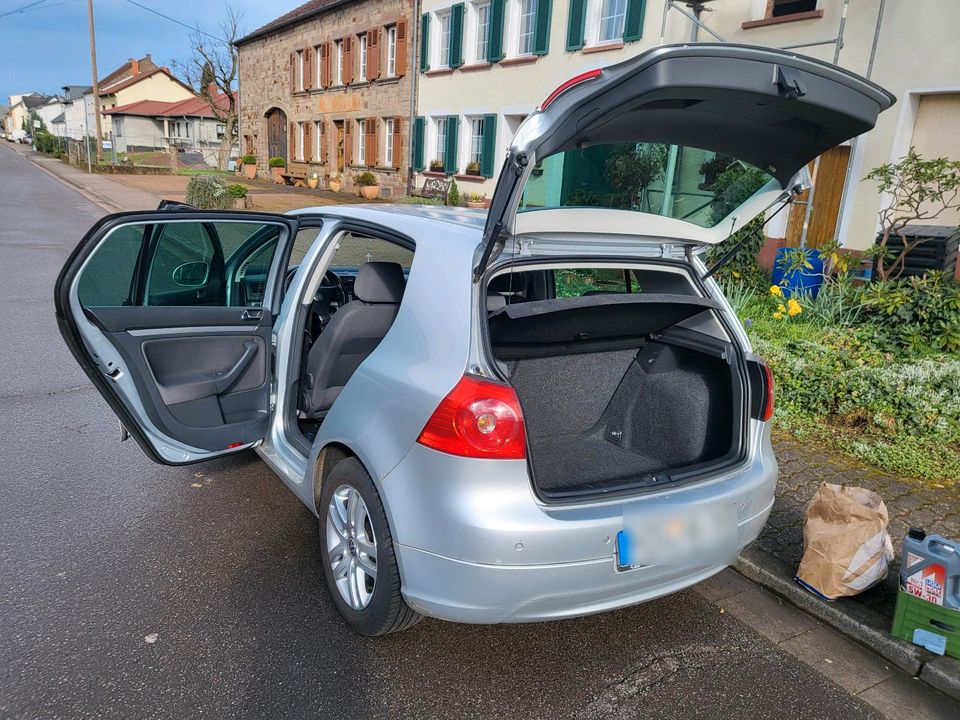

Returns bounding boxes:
[616,502,737,572]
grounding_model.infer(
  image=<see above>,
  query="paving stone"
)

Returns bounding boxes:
[720,586,818,643]
[857,672,960,720]
[692,568,755,602]
[779,626,895,694]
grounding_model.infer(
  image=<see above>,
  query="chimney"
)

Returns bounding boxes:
[130,58,140,75]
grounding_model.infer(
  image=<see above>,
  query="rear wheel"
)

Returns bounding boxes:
[318,457,421,636]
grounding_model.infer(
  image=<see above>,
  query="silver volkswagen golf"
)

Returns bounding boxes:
[56,45,893,635]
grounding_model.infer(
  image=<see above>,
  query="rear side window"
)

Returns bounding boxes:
[553,268,696,298]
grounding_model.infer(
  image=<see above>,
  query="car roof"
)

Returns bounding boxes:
[289,203,486,234]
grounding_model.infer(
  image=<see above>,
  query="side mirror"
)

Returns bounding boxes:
[172,261,210,287]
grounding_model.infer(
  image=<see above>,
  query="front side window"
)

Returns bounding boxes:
[438,12,452,67]
[384,117,395,165]
[359,33,368,79]
[475,2,490,61]
[598,0,627,42]
[518,0,538,55]
[470,117,484,166]
[334,40,343,84]
[386,25,397,76]
[434,117,447,166]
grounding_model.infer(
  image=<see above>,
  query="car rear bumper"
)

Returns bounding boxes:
[379,422,777,624]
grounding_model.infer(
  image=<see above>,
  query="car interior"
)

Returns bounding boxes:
[292,232,414,441]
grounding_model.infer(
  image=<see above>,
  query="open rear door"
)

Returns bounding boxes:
[55,211,304,465]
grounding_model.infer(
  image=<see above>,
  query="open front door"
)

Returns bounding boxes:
[55,211,302,465]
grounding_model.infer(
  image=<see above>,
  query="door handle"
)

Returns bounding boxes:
[241,308,263,321]
[212,340,258,395]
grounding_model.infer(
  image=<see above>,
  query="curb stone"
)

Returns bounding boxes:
[735,546,960,701]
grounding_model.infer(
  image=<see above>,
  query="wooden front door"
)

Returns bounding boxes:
[266,108,287,163]
[784,145,851,248]
[335,121,344,172]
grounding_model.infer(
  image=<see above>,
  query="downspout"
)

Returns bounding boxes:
[407,0,421,196]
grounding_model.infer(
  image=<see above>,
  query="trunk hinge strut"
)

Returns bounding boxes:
[474,152,528,282]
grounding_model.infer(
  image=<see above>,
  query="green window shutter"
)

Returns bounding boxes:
[486,0,505,63]
[533,0,553,56]
[566,0,586,51]
[413,116,425,171]
[480,113,497,178]
[450,4,465,68]
[444,115,460,175]
[419,13,431,72]
[623,0,646,42]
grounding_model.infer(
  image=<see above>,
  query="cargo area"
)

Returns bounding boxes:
[487,270,745,499]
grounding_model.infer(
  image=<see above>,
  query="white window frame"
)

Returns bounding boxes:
[516,0,538,56]
[316,45,323,87]
[384,117,395,165]
[472,1,490,63]
[296,50,305,91]
[359,33,368,80]
[595,0,627,43]
[434,116,447,167]
[357,119,366,165]
[436,10,452,68]
[334,40,343,85]
[298,121,305,161]
[468,117,484,167]
[386,25,397,76]
[314,120,323,161]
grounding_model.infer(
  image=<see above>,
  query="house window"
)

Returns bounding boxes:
[598,0,627,42]
[298,122,305,161]
[357,119,366,165]
[469,117,484,166]
[438,11,452,67]
[384,117,394,165]
[434,117,447,166]
[296,50,305,91]
[334,40,343,85]
[386,25,397,76]
[770,0,818,17]
[315,120,323,160]
[474,1,490,61]
[359,33,368,80]
[518,0,538,55]
[216,124,226,138]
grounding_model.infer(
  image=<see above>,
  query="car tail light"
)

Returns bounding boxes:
[760,362,775,422]
[539,68,603,111]
[417,375,526,459]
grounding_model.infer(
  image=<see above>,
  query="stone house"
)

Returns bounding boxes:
[236,0,415,197]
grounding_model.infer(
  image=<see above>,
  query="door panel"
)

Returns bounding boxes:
[55,211,308,465]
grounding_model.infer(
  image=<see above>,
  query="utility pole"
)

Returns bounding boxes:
[87,0,103,162]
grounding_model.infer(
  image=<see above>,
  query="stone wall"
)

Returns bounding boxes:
[237,0,415,198]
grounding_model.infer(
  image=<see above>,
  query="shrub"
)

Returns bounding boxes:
[185,175,232,209]
[353,171,377,186]
[396,195,443,205]
[447,179,461,207]
[226,183,248,199]
[268,156,286,168]
[858,273,960,353]
[240,154,256,165]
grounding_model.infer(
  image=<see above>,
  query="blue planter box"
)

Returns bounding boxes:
[771,247,825,299]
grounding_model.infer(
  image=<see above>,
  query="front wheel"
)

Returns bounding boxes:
[318,457,421,636]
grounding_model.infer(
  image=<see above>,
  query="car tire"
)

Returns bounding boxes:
[318,457,421,636]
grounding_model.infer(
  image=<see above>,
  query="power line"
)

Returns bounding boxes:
[0,0,52,19]
[121,0,225,42]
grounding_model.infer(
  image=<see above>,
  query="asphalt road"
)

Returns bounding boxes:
[0,144,882,720]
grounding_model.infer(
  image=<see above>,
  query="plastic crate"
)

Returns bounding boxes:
[891,589,960,658]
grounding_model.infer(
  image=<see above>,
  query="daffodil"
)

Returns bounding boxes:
[773,312,784,320]
[778,303,786,313]
[787,298,802,316]
[769,285,783,297]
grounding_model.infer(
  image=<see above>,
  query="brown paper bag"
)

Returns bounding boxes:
[795,482,894,600]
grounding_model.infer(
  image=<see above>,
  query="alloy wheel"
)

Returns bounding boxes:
[325,484,378,610]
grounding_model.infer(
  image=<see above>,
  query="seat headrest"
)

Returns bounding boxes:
[487,293,507,312]
[354,262,405,304]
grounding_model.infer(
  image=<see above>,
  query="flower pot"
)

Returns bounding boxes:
[271,167,285,184]
[467,201,485,209]
[233,197,248,210]
[328,180,341,193]
[771,247,825,299]
[307,176,319,189]
[360,185,381,200]
[242,164,257,180]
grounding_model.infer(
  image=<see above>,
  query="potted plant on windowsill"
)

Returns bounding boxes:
[269,156,286,183]
[227,183,249,209]
[467,191,486,209]
[328,170,341,193]
[354,171,380,200]
[465,161,482,177]
[307,171,320,189]
[429,159,445,173]
[240,154,257,180]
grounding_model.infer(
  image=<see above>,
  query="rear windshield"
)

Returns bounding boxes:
[519,142,774,228]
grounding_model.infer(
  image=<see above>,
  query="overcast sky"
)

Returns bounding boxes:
[0,0,305,102]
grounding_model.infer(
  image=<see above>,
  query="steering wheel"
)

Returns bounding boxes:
[311,270,347,329]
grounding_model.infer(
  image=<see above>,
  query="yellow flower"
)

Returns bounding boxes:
[787,298,803,316]
[769,285,783,297]
[773,312,784,320]
[777,304,786,313]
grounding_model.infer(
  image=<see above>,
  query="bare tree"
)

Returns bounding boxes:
[867,148,960,281]
[174,7,242,171]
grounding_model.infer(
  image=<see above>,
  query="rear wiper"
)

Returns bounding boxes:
[700,194,795,281]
